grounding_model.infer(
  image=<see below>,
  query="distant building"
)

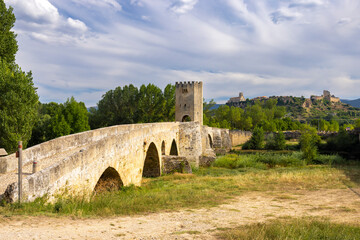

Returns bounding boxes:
[227,92,246,104]
[310,90,340,103]
[226,92,247,107]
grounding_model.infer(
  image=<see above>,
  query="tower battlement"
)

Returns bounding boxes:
[175,81,203,87]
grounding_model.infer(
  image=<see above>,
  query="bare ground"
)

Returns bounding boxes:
[0,188,359,240]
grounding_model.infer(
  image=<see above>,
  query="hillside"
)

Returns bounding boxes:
[274,96,360,122]
[226,96,360,123]
[342,98,360,108]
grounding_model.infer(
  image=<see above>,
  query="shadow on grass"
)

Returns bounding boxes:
[333,162,360,190]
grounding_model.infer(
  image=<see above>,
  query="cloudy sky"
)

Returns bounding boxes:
[4,0,360,106]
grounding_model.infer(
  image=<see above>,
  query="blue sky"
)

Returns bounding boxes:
[5,0,360,106]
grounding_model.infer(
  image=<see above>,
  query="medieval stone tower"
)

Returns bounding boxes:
[175,81,203,124]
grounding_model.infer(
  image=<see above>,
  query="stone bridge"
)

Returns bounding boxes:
[0,122,230,202]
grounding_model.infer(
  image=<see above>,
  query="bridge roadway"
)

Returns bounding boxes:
[0,122,230,202]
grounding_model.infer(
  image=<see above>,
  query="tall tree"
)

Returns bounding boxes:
[0,1,18,63]
[0,2,38,153]
[63,97,90,133]
[89,83,175,129]
[0,61,38,152]
[163,84,175,121]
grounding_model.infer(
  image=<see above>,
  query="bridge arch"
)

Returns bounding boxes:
[182,115,192,122]
[161,141,166,155]
[170,139,179,156]
[143,142,161,178]
[208,134,213,149]
[94,167,123,194]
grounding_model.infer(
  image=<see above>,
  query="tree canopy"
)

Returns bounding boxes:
[89,84,175,129]
[0,1,18,63]
[29,98,90,147]
[0,60,38,152]
[0,1,38,153]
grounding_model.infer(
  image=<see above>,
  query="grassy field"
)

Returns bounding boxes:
[216,217,360,240]
[0,153,359,218]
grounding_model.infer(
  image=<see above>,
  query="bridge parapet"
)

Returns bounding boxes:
[0,124,157,174]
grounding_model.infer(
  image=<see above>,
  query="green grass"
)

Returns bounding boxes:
[216,217,360,240]
[0,163,352,217]
[213,152,345,169]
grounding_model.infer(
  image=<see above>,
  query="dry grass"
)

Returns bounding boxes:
[0,157,358,217]
[216,217,360,240]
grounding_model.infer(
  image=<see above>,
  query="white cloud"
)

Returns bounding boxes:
[67,18,88,32]
[7,0,360,106]
[5,0,88,44]
[289,0,325,8]
[71,0,122,11]
[170,0,198,14]
[6,0,60,23]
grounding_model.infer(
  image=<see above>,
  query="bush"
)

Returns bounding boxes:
[213,152,303,169]
[265,132,286,150]
[242,127,264,150]
[314,154,345,165]
[325,129,359,152]
[299,125,321,164]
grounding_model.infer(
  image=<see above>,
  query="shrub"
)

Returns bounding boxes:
[299,125,321,164]
[265,132,286,150]
[213,152,303,169]
[314,154,345,165]
[242,127,264,150]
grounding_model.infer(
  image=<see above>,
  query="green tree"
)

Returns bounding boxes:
[299,125,321,164]
[63,97,90,133]
[0,60,38,153]
[228,106,242,129]
[90,83,173,129]
[28,99,89,147]
[243,126,265,150]
[163,84,175,121]
[0,1,18,63]
[265,132,286,150]
[355,119,360,128]
[137,84,165,123]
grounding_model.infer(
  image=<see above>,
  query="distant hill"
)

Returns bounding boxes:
[210,104,223,110]
[342,98,360,108]
[225,96,360,122]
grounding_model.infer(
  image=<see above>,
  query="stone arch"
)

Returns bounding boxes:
[94,167,123,194]
[161,141,166,155]
[143,142,160,177]
[208,134,213,149]
[170,139,179,156]
[182,115,192,122]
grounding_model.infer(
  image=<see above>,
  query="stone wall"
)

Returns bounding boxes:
[0,124,146,174]
[229,130,252,146]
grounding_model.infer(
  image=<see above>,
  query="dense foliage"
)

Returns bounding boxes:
[28,97,90,146]
[265,132,286,150]
[89,84,175,129]
[299,125,321,164]
[0,1,17,64]
[204,99,303,131]
[0,1,38,153]
[242,127,265,150]
[0,60,38,152]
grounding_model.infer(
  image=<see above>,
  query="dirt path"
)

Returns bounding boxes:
[1,188,359,240]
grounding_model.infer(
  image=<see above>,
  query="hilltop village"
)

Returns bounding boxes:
[225,90,360,122]
[226,90,341,109]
